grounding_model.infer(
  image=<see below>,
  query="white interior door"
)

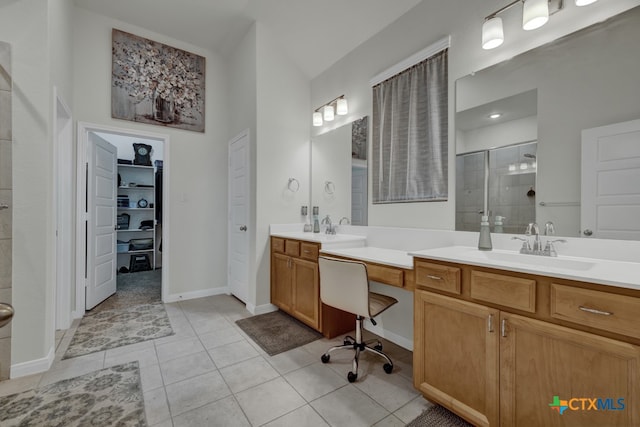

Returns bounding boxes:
[581,118,640,240]
[86,133,117,309]
[228,130,250,303]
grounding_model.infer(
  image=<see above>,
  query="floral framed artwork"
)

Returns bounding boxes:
[111,29,205,132]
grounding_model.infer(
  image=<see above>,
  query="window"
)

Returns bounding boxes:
[372,48,448,203]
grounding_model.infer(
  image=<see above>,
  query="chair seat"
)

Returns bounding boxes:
[369,292,398,318]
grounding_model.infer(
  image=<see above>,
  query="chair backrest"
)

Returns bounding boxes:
[318,256,371,318]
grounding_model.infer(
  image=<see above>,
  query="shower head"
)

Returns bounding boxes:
[523,153,536,159]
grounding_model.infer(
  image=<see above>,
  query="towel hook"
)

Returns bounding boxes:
[287,178,300,192]
[324,181,335,195]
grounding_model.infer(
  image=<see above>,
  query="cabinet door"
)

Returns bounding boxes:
[414,290,499,427]
[272,253,293,312]
[292,258,319,330]
[501,313,640,427]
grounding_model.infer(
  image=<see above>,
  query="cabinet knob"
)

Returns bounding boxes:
[239,225,247,231]
[0,204,9,210]
[583,229,593,236]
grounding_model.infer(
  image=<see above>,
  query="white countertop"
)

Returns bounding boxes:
[410,246,640,291]
[270,231,367,249]
[320,246,414,269]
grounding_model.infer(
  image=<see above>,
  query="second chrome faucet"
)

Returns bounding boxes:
[512,221,566,257]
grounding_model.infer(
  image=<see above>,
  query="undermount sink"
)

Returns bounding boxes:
[465,249,596,271]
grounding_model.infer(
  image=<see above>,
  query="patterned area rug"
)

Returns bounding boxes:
[0,362,146,426]
[406,405,474,427]
[236,310,322,356]
[63,270,173,359]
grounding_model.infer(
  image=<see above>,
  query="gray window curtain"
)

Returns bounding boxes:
[372,49,448,203]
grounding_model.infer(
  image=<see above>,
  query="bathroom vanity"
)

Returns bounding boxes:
[411,247,640,427]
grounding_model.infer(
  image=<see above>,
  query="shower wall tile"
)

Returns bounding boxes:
[0,91,11,141]
[0,140,10,190]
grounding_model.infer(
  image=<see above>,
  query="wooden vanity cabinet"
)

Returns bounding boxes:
[271,237,353,336]
[414,260,640,427]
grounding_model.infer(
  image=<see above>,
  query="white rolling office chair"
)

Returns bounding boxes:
[318,256,398,382]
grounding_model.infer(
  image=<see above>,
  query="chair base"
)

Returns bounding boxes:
[320,316,393,382]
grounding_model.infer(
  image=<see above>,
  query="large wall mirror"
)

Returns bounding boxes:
[311,117,368,226]
[455,6,640,238]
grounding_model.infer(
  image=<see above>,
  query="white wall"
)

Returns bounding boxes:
[457,116,537,154]
[0,0,54,369]
[254,23,311,308]
[310,0,639,230]
[72,7,229,299]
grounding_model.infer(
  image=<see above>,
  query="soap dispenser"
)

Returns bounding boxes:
[478,215,492,251]
[312,206,320,233]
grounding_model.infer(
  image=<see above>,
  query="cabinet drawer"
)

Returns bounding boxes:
[284,240,300,257]
[470,271,536,313]
[300,242,319,261]
[415,261,461,294]
[550,284,640,339]
[367,264,404,288]
[272,237,285,253]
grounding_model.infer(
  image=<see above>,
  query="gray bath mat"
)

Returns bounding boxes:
[0,362,146,426]
[236,310,322,356]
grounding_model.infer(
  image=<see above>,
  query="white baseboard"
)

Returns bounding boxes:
[245,302,278,315]
[11,345,55,379]
[164,286,229,303]
[364,321,413,351]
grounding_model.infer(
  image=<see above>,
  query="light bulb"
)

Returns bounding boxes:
[482,16,504,50]
[336,98,348,115]
[523,0,549,31]
[323,105,334,122]
[313,112,323,127]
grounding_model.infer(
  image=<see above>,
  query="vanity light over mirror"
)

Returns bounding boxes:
[455,5,640,238]
[311,117,368,226]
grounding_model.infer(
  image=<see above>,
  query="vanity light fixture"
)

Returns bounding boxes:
[312,95,348,126]
[482,0,596,50]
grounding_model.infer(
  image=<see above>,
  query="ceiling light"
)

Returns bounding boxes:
[488,113,502,119]
[313,112,323,127]
[482,17,504,50]
[575,0,597,5]
[323,105,335,122]
[522,0,549,30]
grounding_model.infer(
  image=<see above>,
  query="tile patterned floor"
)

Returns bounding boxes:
[0,295,434,426]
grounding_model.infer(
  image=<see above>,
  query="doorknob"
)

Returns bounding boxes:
[0,303,14,328]
[239,225,247,231]
[583,229,593,236]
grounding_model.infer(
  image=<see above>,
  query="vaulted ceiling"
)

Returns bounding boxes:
[74,0,423,79]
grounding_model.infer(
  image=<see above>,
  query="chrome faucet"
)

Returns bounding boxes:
[526,223,542,253]
[322,215,336,234]
[513,221,566,257]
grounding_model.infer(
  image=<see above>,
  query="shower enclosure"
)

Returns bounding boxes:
[456,141,537,233]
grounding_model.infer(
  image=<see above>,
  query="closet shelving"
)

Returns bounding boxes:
[117,164,156,271]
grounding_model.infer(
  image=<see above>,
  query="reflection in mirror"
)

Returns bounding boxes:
[312,117,369,226]
[455,6,640,238]
[457,142,537,233]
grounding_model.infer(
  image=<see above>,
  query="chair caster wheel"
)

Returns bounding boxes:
[321,354,330,363]
[347,371,358,383]
[374,344,383,351]
[383,363,393,374]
